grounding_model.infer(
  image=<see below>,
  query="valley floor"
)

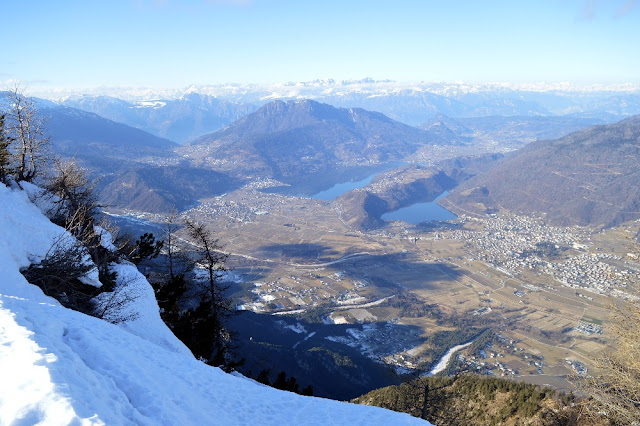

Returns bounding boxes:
[112,182,640,392]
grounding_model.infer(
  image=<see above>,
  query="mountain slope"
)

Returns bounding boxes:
[0,92,178,159]
[7,96,237,213]
[97,164,236,212]
[0,182,425,425]
[182,100,446,182]
[433,115,606,150]
[353,375,578,425]
[42,104,178,158]
[442,115,640,228]
[62,93,257,143]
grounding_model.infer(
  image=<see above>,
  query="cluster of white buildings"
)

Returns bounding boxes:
[451,214,588,274]
[544,252,638,296]
[450,214,639,297]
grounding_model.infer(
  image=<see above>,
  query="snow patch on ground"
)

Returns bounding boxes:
[261,294,277,302]
[285,322,308,334]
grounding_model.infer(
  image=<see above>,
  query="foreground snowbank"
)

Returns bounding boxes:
[0,183,426,425]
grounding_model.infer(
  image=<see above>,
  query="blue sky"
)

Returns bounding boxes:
[2,0,639,93]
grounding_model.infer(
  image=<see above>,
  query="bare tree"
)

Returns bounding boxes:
[164,212,184,280]
[93,276,141,324]
[185,219,229,310]
[46,159,100,239]
[5,85,51,182]
[47,160,97,218]
[21,233,98,314]
[0,113,14,183]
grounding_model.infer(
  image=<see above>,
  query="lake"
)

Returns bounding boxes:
[309,162,407,200]
[381,191,457,224]
[310,173,377,200]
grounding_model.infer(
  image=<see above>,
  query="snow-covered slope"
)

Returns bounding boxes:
[0,183,426,425]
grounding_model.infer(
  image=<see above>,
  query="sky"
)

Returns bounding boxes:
[2,0,639,95]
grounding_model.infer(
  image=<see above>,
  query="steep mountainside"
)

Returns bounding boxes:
[229,312,404,401]
[0,92,177,159]
[97,164,237,212]
[41,104,178,158]
[181,100,448,182]
[0,182,425,425]
[442,116,640,228]
[61,93,257,143]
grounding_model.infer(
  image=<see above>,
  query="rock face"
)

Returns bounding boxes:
[442,115,640,228]
[181,100,448,182]
[334,166,457,229]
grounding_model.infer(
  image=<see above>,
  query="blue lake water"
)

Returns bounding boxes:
[381,191,457,224]
[310,163,407,200]
[311,174,377,200]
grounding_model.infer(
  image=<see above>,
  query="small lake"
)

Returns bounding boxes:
[263,163,412,200]
[308,162,408,200]
[310,174,377,200]
[381,191,457,224]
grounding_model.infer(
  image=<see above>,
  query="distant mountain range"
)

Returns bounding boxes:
[442,116,640,228]
[51,80,640,129]
[61,93,256,143]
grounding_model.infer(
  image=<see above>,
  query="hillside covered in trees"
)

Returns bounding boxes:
[354,374,590,425]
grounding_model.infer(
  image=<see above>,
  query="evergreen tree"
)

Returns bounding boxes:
[129,233,164,265]
[256,369,272,386]
[155,273,188,326]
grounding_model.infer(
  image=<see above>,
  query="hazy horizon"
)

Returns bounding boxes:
[3,0,640,97]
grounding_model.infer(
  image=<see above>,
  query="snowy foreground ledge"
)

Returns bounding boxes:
[0,183,427,425]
